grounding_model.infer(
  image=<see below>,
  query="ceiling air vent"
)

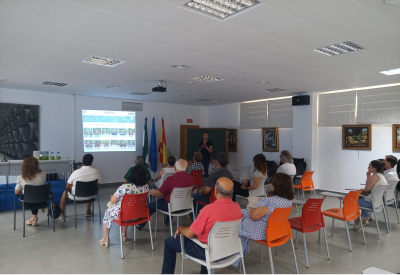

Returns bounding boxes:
[83,56,125,67]
[265,88,285,93]
[122,102,143,111]
[42,81,68,87]
[192,76,224,82]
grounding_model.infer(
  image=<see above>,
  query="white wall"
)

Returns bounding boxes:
[0,88,206,184]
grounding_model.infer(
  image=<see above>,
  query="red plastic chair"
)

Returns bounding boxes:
[195,187,216,217]
[190,170,204,190]
[289,197,330,268]
[252,207,299,274]
[322,190,366,252]
[111,192,153,259]
[293,171,315,201]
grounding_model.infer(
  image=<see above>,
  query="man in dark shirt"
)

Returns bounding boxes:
[124,156,151,183]
[137,159,194,229]
[192,152,233,214]
[199,132,213,178]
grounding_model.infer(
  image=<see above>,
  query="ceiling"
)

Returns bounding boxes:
[0,0,400,106]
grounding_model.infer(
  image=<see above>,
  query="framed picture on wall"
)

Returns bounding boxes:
[262,127,279,152]
[393,124,400,152]
[342,124,372,150]
[227,129,237,152]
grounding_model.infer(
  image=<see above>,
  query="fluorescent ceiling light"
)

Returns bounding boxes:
[243,96,293,104]
[83,56,125,67]
[194,99,219,103]
[319,83,400,94]
[313,41,364,57]
[42,81,68,87]
[185,0,259,20]
[380,68,400,76]
[171,65,188,69]
[192,76,225,82]
[130,92,153,96]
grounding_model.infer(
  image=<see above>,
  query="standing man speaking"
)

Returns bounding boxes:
[199,132,213,178]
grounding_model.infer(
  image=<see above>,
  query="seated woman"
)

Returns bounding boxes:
[233,173,294,266]
[186,152,204,175]
[232,153,268,201]
[99,166,149,246]
[354,160,388,230]
[14,157,47,226]
[265,150,296,193]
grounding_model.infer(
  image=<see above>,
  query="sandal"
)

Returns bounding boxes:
[26,217,38,226]
[99,237,110,247]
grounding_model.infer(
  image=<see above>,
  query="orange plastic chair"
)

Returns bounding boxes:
[111,192,153,259]
[321,190,366,252]
[293,171,315,201]
[190,170,204,190]
[252,207,299,274]
[289,197,330,268]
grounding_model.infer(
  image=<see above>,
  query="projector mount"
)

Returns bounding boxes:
[152,80,167,92]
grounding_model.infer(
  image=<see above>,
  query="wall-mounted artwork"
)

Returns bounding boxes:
[262,127,279,152]
[393,124,400,152]
[0,103,40,159]
[342,124,371,150]
[227,129,237,152]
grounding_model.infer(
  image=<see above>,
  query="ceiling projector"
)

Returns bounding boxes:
[152,80,167,92]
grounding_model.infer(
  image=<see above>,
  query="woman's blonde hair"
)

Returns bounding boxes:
[21,157,42,181]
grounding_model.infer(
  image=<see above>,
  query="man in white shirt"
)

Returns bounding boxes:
[383,155,399,182]
[59,154,101,218]
[266,150,296,193]
[152,155,176,189]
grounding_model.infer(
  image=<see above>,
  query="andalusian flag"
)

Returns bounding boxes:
[158,118,167,167]
[149,118,157,173]
[142,118,148,163]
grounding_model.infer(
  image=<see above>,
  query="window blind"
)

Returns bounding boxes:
[318,91,356,127]
[240,102,268,129]
[268,98,293,128]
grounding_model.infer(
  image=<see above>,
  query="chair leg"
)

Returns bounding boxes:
[169,214,173,236]
[331,218,335,237]
[268,247,274,274]
[323,227,330,260]
[359,216,367,245]
[344,221,352,252]
[22,203,25,237]
[207,269,211,274]
[48,206,50,225]
[394,200,400,223]
[318,229,321,243]
[181,256,184,274]
[52,203,55,232]
[92,201,94,221]
[155,210,158,238]
[383,207,390,233]
[260,244,263,263]
[134,225,136,242]
[290,238,299,274]
[385,203,391,229]
[374,211,381,239]
[296,231,298,248]
[302,233,309,268]
[241,253,246,274]
[302,190,305,201]
[13,196,16,231]
[98,195,101,224]
[313,189,316,198]
[74,200,77,228]
[119,226,124,259]
[148,219,154,251]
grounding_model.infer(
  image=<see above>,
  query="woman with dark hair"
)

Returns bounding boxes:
[99,166,149,247]
[354,160,387,230]
[187,152,204,175]
[233,173,294,266]
[14,157,46,226]
[232,153,268,200]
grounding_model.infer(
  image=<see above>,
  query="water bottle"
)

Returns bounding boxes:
[39,151,43,160]
[56,152,61,160]
[50,152,55,160]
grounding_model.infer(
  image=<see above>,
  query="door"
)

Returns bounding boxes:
[180,124,199,159]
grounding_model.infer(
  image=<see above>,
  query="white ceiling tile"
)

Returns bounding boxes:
[334,50,400,72]
[64,0,108,9]
[382,10,400,28]
[355,29,400,61]
[0,0,29,10]
[65,26,126,48]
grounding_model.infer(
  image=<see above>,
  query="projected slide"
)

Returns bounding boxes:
[82,110,136,152]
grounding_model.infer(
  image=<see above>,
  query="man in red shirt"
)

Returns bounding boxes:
[137,159,194,229]
[161,177,242,274]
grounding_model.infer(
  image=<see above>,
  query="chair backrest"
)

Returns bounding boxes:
[75,179,98,197]
[301,197,326,229]
[266,207,293,247]
[207,218,242,262]
[249,178,266,197]
[240,166,251,181]
[342,190,362,219]
[24,183,51,203]
[118,193,149,222]
[300,171,314,189]
[191,170,204,189]
[169,186,193,212]
[385,180,398,202]
[209,187,217,204]
[371,184,388,208]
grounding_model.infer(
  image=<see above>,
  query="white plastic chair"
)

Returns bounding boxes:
[359,185,390,239]
[180,218,245,274]
[155,186,195,237]
[384,180,400,228]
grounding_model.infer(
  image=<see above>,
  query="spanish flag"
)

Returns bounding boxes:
[158,118,167,167]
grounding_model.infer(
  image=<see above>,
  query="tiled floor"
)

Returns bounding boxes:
[1,183,399,274]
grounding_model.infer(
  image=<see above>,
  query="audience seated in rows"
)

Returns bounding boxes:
[59,154,101,219]
[187,152,204,175]
[354,160,388,230]
[124,156,151,184]
[265,150,296,193]
[137,159,194,229]
[232,153,268,201]
[161,177,242,274]
[99,166,149,247]
[192,152,233,213]
[153,155,176,189]
[233,173,294,267]
[14,157,47,226]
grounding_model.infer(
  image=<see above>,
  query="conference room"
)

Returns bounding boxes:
[1,0,400,274]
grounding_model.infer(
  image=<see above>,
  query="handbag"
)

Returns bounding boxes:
[48,202,62,219]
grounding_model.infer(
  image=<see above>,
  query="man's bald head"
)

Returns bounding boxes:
[175,159,188,172]
[215,177,234,198]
